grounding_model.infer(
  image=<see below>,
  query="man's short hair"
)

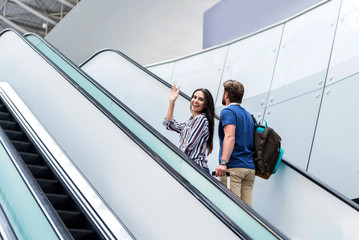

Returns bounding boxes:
[223,80,244,103]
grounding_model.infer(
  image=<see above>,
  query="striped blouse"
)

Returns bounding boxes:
[163,113,209,169]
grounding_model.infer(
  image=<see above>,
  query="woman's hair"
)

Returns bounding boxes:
[191,88,215,152]
[223,79,244,104]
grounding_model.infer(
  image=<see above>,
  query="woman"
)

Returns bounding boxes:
[163,85,215,173]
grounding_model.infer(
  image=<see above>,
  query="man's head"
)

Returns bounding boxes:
[222,80,244,105]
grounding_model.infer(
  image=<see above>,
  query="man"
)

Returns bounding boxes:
[215,80,255,207]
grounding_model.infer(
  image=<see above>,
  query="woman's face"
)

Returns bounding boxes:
[191,91,206,115]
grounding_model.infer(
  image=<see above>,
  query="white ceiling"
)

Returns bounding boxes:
[0,0,79,36]
[45,0,220,65]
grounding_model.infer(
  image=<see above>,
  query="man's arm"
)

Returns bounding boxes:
[215,124,236,176]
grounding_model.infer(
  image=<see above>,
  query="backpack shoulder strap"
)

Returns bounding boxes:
[251,114,258,128]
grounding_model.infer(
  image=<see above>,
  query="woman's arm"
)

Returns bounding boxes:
[165,84,180,121]
[163,84,184,133]
[162,117,185,133]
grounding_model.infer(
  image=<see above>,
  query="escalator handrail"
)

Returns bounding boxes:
[283,158,359,211]
[81,48,191,101]
[23,32,288,239]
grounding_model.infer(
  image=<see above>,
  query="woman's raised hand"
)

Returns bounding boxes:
[165,84,180,121]
[169,84,180,103]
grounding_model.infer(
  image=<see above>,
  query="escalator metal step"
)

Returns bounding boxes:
[4,129,25,141]
[57,210,90,229]
[68,228,97,240]
[0,120,17,130]
[0,104,6,111]
[0,111,12,121]
[46,193,76,211]
[19,152,43,165]
[11,140,33,152]
[27,164,55,179]
[36,178,63,194]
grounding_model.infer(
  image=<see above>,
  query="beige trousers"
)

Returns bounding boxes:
[220,168,255,207]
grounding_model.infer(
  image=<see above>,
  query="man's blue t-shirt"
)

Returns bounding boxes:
[218,104,255,169]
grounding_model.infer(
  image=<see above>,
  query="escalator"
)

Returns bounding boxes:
[24,32,288,239]
[0,89,102,239]
[74,48,359,239]
[0,29,285,239]
[25,31,359,240]
[0,81,134,239]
